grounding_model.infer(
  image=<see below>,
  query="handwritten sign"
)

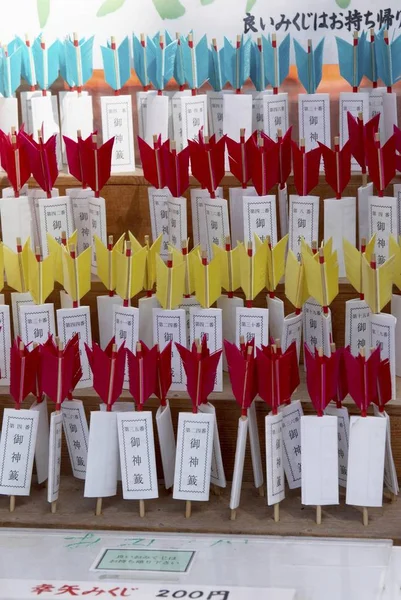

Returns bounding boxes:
[113,305,139,388]
[57,307,93,388]
[62,400,89,481]
[288,195,319,258]
[189,307,223,392]
[265,412,285,506]
[279,400,303,490]
[37,196,74,256]
[173,412,215,502]
[19,304,56,345]
[368,195,397,265]
[117,412,158,500]
[101,95,135,173]
[262,93,289,140]
[243,195,277,247]
[153,308,186,392]
[298,93,330,151]
[344,299,371,356]
[48,412,63,504]
[0,408,39,496]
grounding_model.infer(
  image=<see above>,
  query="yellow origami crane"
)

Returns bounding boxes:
[257,233,288,293]
[129,232,162,293]
[239,236,267,302]
[362,252,394,314]
[169,240,200,297]
[27,247,54,305]
[193,251,221,308]
[389,235,401,290]
[343,235,376,295]
[4,237,29,293]
[95,233,125,293]
[155,253,185,309]
[285,250,309,310]
[47,231,78,285]
[302,246,339,308]
[62,244,92,305]
[212,237,242,295]
[114,241,147,302]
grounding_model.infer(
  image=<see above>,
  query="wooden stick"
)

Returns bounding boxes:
[16,237,26,293]
[363,506,369,526]
[9,495,15,512]
[258,484,265,497]
[166,252,173,310]
[51,500,57,514]
[124,240,132,307]
[230,509,236,521]
[185,499,191,518]
[316,505,322,525]
[95,497,102,516]
[139,499,145,518]
[274,502,280,522]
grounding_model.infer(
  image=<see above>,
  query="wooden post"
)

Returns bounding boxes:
[185,500,192,519]
[95,497,102,516]
[363,507,369,526]
[139,499,145,518]
[274,502,280,523]
[230,509,236,521]
[316,505,322,525]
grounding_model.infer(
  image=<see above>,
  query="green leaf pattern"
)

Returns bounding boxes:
[37,0,50,27]
[97,0,127,17]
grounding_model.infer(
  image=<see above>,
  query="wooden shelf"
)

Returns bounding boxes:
[1,478,400,543]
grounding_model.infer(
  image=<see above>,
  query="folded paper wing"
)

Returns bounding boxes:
[162,143,190,198]
[4,240,29,293]
[361,254,394,313]
[285,249,309,310]
[154,341,173,404]
[138,136,165,189]
[294,38,324,95]
[304,345,337,415]
[127,343,158,408]
[81,137,114,196]
[347,112,380,172]
[319,141,351,197]
[169,244,199,296]
[1,133,31,194]
[302,247,339,307]
[21,133,58,194]
[95,233,125,292]
[239,238,267,301]
[265,234,288,292]
[27,247,54,305]
[389,235,401,290]
[101,36,131,92]
[62,245,92,302]
[344,346,380,414]
[292,142,321,196]
[176,342,222,410]
[212,243,242,293]
[155,254,185,309]
[226,135,253,186]
[129,232,162,291]
[114,245,147,300]
[63,134,93,185]
[343,235,376,294]
[336,31,366,88]
[193,253,222,308]
[224,339,257,413]
[40,341,75,407]
[10,339,39,406]
[47,231,78,286]
[86,340,125,407]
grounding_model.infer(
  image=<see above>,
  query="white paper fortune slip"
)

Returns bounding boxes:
[20,91,58,135]
[117,411,158,500]
[288,195,319,258]
[235,307,269,351]
[229,186,256,246]
[101,95,135,173]
[156,401,176,490]
[189,307,222,392]
[248,400,264,490]
[358,182,374,243]
[84,411,118,499]
[112,305,139,389]
[325,405,350,488]
[61,399,89,481]
[303,300,332,358]
[190,187,223,247]
[0,98,18,133]
[31,96,61,166]
[88,197,107,271]
[30,398,49,485]
[2,185,28,198]
[373,407,399,496]
[267,295,285,343]
[153,308,186,392]
[217,295,244,371]
[97,295,123,350]
[0,408,39,497]
[136,90,158,139]
[138,296,160,349]
[68,187,94,251]
[168,197,187,250]
[243,195,277,247]
[392,293,401,376]
[278,184,289,237]
[0,197,35,250]
[251,90,270,133]
[262,93,289,140]
[346,416,386,507]
[199,403,226,488]
[61,95,93,150]
[223,94,252,144]
[324,197,356,277]
[28,188,59,251]
[339,92,369,170]
[298,93,330,151]
[145,94,169,145]
[281,312,303,361]
[36,196,74,256]
[47,411,63,504]
[279,400,304,490]
[11,292,34,339]
[199,197,229,259]
[345,299,371,356]
[0,305,12,386]
[58,91,90,161]
[19,304,56,345]
[207,90,233,139]
[370,312,397,400]
[148,187,171,260]
[173,411,215,502]
[393,183,401,236]
[57,307,93,388]
[230,416,248,511]
[180,95,207,151]
[368,196,398,264]
[265,412,285,506]
[301,415,339,506]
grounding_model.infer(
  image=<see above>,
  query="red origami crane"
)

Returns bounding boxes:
[0,131,31,197]
[127,341,158,410]
[33,336,58,403]
[375,357,392,413]
[188,132,226,198]
[259,127,292,191]
[347,112,380,185]
[63,132,93,188]
[154,342,172,407]
[249,134,279,196]
[292,140,321,196]
[319,139,351,199]
[176,337,222,413]
[393,125,401,172]
[344,346,381,416]
[66,333,82,399]
[138,134,165,189]
[10,338,39,409]
[256,340,299,414]
[330,346,348,408]
[366,132,396,197]
[40,338,77,410]
[226,129,253,188]
[81,134,114,198]
[162,140,190,198]
[224,338,257,416]
[304,345,338,416]
[85,338,126,411]
[20,129,58,198]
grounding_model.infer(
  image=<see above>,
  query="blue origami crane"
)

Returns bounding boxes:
[147,34,177,91]
[181,33,209,90]
[0,42,22,97]
[32,37,60,91]
[336,31,367,90]
[376,28,401,89]
[101,36,131,92]
[224,35,251,91]
[294,38,324,94]
[65,35,95,90]
[264,33,290,91]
